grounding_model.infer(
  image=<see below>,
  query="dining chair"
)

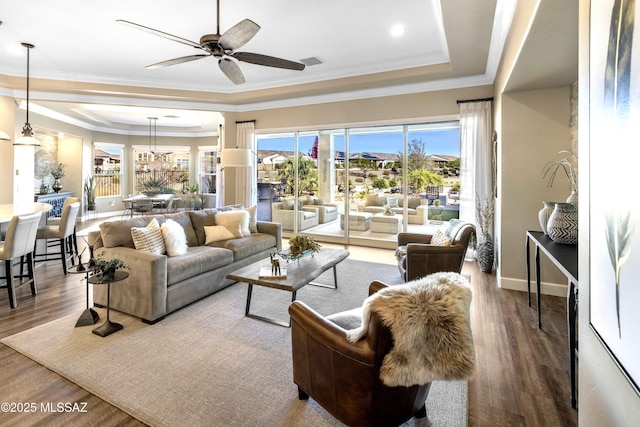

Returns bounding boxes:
[132,199,154,216]
[35,201,80,275]
[0,212,42,308]
[121,194,134,218]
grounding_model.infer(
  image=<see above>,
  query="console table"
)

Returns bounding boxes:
[35,192,72,217]
[525,230,578,408]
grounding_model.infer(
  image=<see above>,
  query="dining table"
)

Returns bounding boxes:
[122,194,175,217]
[0,202,53,225]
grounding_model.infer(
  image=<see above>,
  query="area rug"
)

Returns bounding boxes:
[1,260,468,427]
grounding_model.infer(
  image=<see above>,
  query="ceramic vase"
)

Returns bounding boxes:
[477,233,494,273]
[547,202,578,245]
[538,201,556,235]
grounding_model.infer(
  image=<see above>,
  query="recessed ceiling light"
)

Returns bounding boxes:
[390,24,405,37]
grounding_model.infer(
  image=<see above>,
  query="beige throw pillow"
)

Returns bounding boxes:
[215,210,250,237]
[204,225,236,244]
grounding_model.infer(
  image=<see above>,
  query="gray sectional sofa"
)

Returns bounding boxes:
[88,208,281,323]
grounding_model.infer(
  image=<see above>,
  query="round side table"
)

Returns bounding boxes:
[88,270,129,337]
[67,263,100,327]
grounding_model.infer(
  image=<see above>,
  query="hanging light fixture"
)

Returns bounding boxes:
[15,42,40,146]
[148,117,158,154]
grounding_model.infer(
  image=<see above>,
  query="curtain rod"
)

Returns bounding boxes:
[456,97,494,104]
[235,119,256,124]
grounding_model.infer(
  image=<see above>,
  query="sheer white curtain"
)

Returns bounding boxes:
[236,121,256,208]
[459,100,494,239]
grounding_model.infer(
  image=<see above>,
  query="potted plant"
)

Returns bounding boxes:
[542,150,578,206]
[142,178,168,196]
[282,234,322,261]
[92,254,128,283]
[84,175,96,211]
[51,162,66,193]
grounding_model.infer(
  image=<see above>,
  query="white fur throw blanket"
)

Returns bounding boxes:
[346,272,475,387]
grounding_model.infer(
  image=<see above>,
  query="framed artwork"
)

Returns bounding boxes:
[590,0,640,395]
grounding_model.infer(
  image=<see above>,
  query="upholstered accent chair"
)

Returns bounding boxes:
[396,219,475,281]
[289,273,475,427]
[300,195,338,224]
[271,199,319,231]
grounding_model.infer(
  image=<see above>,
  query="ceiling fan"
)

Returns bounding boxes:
[116,0,305,85]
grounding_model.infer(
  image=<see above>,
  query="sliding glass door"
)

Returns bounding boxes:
[255,121,460,247]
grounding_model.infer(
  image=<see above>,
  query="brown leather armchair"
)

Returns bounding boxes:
[396,220,475,281]
[289,281,432,427]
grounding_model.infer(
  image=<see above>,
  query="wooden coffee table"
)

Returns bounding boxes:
[226,248,349,327]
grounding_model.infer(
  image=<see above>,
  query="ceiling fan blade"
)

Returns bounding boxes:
[218,19,260,51]
[232,52,305,71]
[146,54,211,69]
[219,58,246,85]
[117,19,202,48]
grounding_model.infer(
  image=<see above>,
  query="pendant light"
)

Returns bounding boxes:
[15,42,40,146]
[148,117,157,154]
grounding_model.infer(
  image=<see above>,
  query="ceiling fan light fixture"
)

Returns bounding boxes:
[15,42,40,147]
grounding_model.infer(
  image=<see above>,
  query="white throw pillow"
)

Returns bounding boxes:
[131,218,166,255]
[215,210,250,237]
[204,225,236,244]
[246,205,258,234]
[161,219,188,256]
[431,229,452,246]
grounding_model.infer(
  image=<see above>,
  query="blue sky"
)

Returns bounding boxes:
[257,129,461,157]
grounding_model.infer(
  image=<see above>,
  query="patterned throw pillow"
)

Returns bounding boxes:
[161,219,188,256]
[131,218,166,255]
[431,229,452,247]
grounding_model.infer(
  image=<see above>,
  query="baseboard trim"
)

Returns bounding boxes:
[499,276,568,298]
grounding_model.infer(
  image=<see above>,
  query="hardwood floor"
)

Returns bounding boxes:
[0,221,577,426]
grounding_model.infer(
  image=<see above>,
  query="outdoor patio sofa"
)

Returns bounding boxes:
[271,198,319,231]
[357,194,428,225]
[88,207,281,323]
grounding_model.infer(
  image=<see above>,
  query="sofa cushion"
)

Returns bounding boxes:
[365,193,381,207]
[189,209,218,245]
[209,233,276,261]
[387,196,399,208]
[431,229,452,246]
[131,218,166,255]
[100,217,151,248]
[215,210,251,237]
[166,246,234,286]
[407,197,421,209]
[161,219,189,256]
[204,225,235,244]
[313,198,324,206]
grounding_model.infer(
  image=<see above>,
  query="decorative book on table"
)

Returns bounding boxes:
[259,267,287,279]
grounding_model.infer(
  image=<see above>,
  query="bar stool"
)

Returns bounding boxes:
[0,212,42,308]
[46,196,80,256]
[35,201,80,275]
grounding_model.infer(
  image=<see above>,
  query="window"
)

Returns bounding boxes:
[132,146,190,194]
[199,149,218,193]
[94,142,124,197]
